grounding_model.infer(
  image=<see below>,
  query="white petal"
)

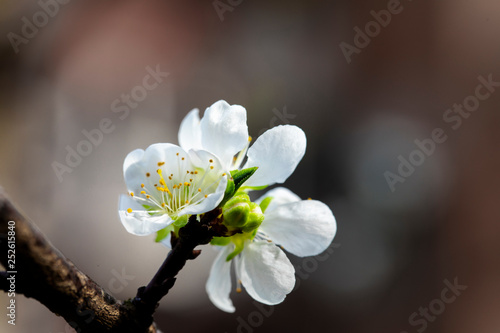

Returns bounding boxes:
[260,200,336,257]
[123,148,144,175]
[118,195,173,236]
[178,108,202,151]
[206,245,235,313]
[236,241,295,305]
[123,143,186,194]
[243,125,306,187]
[255,187,301,213]
[200,100,249,169]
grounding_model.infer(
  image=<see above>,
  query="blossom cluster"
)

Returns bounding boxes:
[118,100,336,312]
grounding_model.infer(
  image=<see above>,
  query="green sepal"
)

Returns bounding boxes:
[155,225,173,243]
[226,234,246,261]
[231,167,258,193]
[259,196,273,213]
[210,236,231,246]
[173,215,189,228]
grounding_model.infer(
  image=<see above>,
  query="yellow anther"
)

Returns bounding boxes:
[161,203,166,207]
[146,172,150,177]
[248,136,252,142]
[168,176,172,180]
[184,182,190,186]
[190,171,194,174]
[236,287,242,293]
[176,153,179,156]
[222,173,226,176]
[146,195,150,199]
[194,171,198,174]
[186,171,190,174]
[157,169,162,175]
[158,162,165,166]
[181,157,185,160]
[173,185,177,189]
[141,183,145,188]
[140,191,146,194]
[307,197,312,200]
[209,159,213,163]
[130,192,134,197]
[159,179,166,186]
[189,179,193,182]
[198,188,202,192]
[185,200,189,204]
[210,166,214,169]
[204,195,208,198]
[127,208,133,213]
[154,184,157,187]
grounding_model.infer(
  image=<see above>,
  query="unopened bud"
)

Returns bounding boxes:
[242,202,265,233]
[222,196,250,228]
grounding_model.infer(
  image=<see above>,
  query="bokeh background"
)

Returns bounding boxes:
[1,0,500,332]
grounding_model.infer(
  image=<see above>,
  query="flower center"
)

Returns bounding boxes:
[128,152,226,218]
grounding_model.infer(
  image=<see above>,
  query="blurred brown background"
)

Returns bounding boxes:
[1,0,499,332]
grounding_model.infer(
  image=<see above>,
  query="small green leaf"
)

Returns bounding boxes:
[259,196,273,213]
[218,178,235,207]
[231,167,258,192]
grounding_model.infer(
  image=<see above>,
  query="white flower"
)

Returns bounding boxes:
[206,187,337,312]
[118,143,228,236]
[178,100,307,187]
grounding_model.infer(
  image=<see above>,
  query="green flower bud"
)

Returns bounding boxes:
[222,196,251,228]
[242,202,265,233]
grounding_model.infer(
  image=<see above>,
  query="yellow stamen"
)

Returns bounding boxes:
[140,191,146,194]
[130,192,134,197]
[127,208,133,213]
[141,183,145,188]
[158,162,165,166]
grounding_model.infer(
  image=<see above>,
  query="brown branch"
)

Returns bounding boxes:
[0,188,220,332]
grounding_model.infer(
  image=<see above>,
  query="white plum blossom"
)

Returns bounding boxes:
[119,143,228,236]
[206,187,337,312]
[178,100,307,187]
